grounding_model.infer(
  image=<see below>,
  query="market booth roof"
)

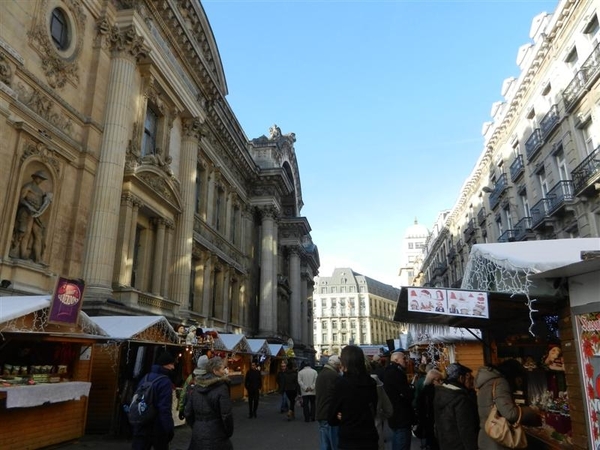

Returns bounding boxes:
[219,333,251,353]
[0,295,108,339]
[89,315,179,343]
[268,343,286,357]
[246,338,271,355]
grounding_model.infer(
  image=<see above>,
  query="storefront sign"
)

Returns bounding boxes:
[407,287,489,318]
[575,312,600,448]
[48,277,85,326]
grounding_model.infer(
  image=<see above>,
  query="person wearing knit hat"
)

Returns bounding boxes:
[131,351,176,449]
[179,354,210,420]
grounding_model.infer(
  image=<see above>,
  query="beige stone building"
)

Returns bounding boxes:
[419,0,600,287]
[313,268,402,358]
[0,0,318,352]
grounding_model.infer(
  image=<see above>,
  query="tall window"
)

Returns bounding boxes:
[519,193,530,217]
[538,170,549,197]
[496,217,503,236]
[142,106,159,156]
[50,8,69,50]
[503,206,513,230]
[565,46,579,73]
[194,167,202,214]
[555,150,569,181]
[581,120,597,154]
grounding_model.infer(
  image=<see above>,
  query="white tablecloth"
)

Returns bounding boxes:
[0,381,91,408]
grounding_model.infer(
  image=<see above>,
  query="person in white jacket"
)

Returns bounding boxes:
[298,361,318,422]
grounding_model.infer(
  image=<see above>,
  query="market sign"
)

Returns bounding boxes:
[48,277,85,326]
[407,287,489,319]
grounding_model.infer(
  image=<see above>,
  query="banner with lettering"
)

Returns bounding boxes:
[406,287,489,318]
[48,277,85,326]
[575,312,600,448]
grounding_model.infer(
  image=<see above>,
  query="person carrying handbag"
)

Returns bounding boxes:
[474,361,540,449]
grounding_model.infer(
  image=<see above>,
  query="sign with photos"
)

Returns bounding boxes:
[407,287,489,318]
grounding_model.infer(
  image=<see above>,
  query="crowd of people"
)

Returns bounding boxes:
[129,347,542,450]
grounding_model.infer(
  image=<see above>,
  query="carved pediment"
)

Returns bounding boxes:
[134,170,182,212]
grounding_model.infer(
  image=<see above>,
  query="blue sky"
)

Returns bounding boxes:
[202,0,558,287]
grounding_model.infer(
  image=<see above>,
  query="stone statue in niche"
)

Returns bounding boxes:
[10,170,53,263]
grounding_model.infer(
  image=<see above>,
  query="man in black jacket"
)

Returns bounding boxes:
[244,360,262,418]
[383,348,413,450]
[433,363,478,450]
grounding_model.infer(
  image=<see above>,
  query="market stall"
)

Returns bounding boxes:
[216,334,251,401]
[266,343,286,393]
[246,338,272,392]
[395,238,600,450]
[86,315,183,435]
[530,251,600,450]
[0,296,108,450]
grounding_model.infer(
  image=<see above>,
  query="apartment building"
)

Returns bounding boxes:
[313,268,402,358]
[419,0,600,287]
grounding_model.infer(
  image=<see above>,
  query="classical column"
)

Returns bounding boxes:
[83,26,149,301]
[307,279,315,347]
[171,118,202,306]
[151,218,166,295]
[206,170,216,226]
[259,208,276,335]
[301,271,309,345]
[123,198,140,286]
[289,247,301,342]
[272,217,279,331]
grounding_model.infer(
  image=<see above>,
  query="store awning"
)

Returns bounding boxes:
[89,316,179,343]
[393,287,564,335]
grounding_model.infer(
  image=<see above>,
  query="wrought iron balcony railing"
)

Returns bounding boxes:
[572,144,600,194]
[530,198,552,229]
[498,229,517,243]
[563,43,600,111]
[477,207,487,225]
[432,262,448,278]
[489,173,509,210]
[513,216,533,241]
[509,155,525,182]
[447,246,457,261]
[539,104,560,138]
[525,128,544,161]
[546,180,575,215]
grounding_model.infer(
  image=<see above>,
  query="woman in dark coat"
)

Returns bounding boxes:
[184,356,234,450]
[328,345,379,450]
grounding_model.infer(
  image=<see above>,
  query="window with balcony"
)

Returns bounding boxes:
[565,46,579,73]
[555,149,569,181]
[496,216,503,236]
[332,320,338,329]
[539,170,549,197]
[581,119,597,155]
[520,193,530,218]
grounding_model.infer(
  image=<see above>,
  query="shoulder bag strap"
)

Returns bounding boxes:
[491,380,497,402]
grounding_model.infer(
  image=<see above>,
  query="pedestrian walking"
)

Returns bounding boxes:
[276,361,290,413]
[131,351,176,450]
[184,356,234,450]
[383,348,414,450]
[433,363,479,450]
[298,361,318,422]
[328,345,379,450]
[282,361,300,421]
[316,354,341,450]
[244,360,262,418]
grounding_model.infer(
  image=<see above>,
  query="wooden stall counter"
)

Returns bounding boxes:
[525,426,573,449]
[0,381,91,408]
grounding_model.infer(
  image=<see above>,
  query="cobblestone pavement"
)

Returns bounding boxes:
[50,393,424,450]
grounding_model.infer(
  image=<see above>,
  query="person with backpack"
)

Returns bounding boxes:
[130,351,176,450]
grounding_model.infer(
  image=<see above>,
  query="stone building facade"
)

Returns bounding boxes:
[398,219,429,287]
[312,268,402,358]
[419,0,600,287]
[0,0,318,353]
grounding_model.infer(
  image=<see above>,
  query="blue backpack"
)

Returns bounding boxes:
[127,374,167,426]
